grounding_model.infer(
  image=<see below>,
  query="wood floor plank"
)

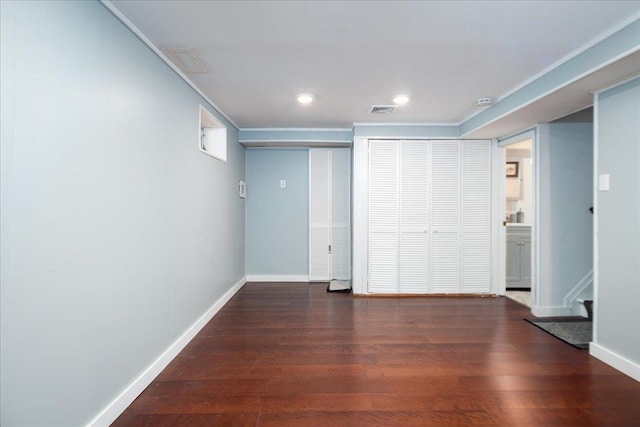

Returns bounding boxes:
[112,283,640,426]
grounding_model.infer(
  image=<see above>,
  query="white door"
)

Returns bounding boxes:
[399,141,430,293]
[331,149,351,280]
[368,141,399,293]
[309,149,351,281]
[309,149,331,280]
[430,141,461,293]
[367,139,492,294]
[461,141,491,293]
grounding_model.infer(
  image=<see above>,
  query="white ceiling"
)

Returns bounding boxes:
[110,1,640,133]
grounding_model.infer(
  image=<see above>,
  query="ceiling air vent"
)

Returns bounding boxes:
[161,48,211,74]
[369,105,396,114]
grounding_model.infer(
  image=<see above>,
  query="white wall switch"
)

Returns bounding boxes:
[599,174,610,191]
[280,179,286,188]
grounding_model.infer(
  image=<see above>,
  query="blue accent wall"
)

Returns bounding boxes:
[595,77,640,369]
[353,124,458,138]
[246,149,309,276]
[536,122,593,310]
[240,128,353,144]
[0,1,245,425]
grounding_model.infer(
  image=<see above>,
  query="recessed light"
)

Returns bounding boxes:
[297,93,315,104]
[393,94,410,105]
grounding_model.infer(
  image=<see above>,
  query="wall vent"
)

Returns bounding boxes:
[369,105,396,114]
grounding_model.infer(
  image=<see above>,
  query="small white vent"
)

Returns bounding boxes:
[369,105,397,114]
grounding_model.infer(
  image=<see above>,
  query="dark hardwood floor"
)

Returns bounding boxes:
[113,283,640,426]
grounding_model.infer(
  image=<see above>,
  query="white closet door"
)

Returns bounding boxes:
[309,149,331,280]
[430,141,461,293]
[368,140,399,293]
[331,149,351,280]
[399,141,430,293]
[461,141,491,292]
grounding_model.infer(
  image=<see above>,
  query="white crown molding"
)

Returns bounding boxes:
[352,122,459,127]
[240,127,353,132]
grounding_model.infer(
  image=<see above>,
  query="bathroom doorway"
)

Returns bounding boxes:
[499,132,536,308]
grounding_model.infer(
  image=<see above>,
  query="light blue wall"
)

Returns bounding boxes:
[240,128,352,144]
[353,124,458,139]
[245,149,309,276]
[536,122,593,310]
[595,77,640,366]
[0,1,245,425]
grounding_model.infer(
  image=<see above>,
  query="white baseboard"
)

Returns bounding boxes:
[531,305,573,317]
[87,276,247,427]
[246,274,309,282]
[590,342,640,382]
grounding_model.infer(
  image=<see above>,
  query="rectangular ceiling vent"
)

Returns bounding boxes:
[369,105,396,114]
[161,48,211,74]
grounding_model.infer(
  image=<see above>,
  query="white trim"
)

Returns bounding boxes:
[352,137,369,294]
[498,128,537,146]
[240,127,353,132]
[563,270,594,309]
[87,276,247,427]
[531,305,573,317]
[532,126,544,309]
[495,129,538,306]
[246,275,310,282]
[352,122,460,127]
[590,342,640,383]
[238,142,351,148]
[592,92,600,343]
[351,135,460,141]
[491,139,506,296]
[98,0,238,130]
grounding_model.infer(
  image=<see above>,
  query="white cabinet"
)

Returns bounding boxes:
[506,226,531,289]
[367,140,492,294]
[309,149,351,281]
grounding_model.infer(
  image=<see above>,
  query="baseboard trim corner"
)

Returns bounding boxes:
[590,342,640,383]
[87,276,247,427]
[246,274,310,282]
[531,305,573,317]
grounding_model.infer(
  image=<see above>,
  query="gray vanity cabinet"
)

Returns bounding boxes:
[506,226,531,289]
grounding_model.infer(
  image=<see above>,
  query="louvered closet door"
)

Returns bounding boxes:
[309,149,331,280]
[368,140,399,293]
[430,141,461,293]
[331,149,351,280]
[461,141,491,292]
[399,141,430,293]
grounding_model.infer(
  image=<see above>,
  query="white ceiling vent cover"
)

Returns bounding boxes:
[369,105,397,114]
[161,48,211,74]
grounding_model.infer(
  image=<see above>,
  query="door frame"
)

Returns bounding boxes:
[495,129,538,304]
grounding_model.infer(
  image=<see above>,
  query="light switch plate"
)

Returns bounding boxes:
[599,174,610,191]
[280,179,286,188]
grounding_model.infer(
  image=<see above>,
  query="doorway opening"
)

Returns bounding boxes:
[498,132,536,309]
